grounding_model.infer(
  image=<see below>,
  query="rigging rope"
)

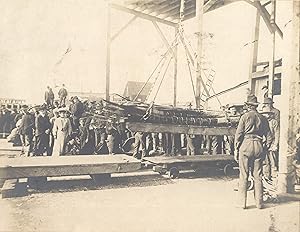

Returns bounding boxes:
[152,55,173,103]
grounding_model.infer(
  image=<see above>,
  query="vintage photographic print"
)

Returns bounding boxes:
[0,0,299,231]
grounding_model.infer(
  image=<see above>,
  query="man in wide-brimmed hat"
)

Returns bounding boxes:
[235,94,272,209]
[261,108,279,179]
[262,97,280,124]
[19,105,35,156]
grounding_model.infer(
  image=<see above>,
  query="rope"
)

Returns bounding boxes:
[133,50,169,101]
[184,46,197,104]
[137,34,180,102]
[145,53,169,102]
[153,55,173,103]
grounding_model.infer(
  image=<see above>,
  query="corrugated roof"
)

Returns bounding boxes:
[110,0,237,26]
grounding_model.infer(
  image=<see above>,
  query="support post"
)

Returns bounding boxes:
[268,0,276,98]
[173,27,178,107]
[105,4,111,101]
[278,0,300,193]
[248,9,260,94]
[195,0,204,108]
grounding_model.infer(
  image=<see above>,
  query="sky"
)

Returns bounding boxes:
[0,0,292,106]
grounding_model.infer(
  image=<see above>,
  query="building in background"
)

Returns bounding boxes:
[0,98,26,109]
[123,81,153,102]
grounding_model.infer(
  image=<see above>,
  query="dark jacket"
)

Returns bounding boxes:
[235,109,272,151]
[45,89,54,102]
[35,114,51,136]
[19,114,34,135]
[58,88,68,98]
[72,101,84,118]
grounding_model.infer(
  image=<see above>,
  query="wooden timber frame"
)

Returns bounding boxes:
[105,1,300,193]
[106,0,283,107]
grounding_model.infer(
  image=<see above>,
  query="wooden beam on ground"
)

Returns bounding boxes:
[0,155,141,179]
[144,155,234,165]
[111,3,177,27]
[111,16,137,42]
[127,122,236,136]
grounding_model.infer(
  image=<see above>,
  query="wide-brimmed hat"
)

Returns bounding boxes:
[58,107,69,113]
[263,97,274,104]
[245,94,259,106]
[38,104,47,111]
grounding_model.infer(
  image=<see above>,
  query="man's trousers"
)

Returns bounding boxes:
[238,137,263,208]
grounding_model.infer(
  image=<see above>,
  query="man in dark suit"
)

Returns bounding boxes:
[45,86,55,107]
[34,105,51,156]
[58,84,68,107]
[71,96,84,130]
[19,106,35,156]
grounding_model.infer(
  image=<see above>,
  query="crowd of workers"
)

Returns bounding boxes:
[0,83,286,209]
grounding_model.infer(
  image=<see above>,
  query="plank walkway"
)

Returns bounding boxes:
[0,155,141,179]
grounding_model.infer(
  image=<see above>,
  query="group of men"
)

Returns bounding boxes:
[44,84,68,108]
[234,94,280,209]
[15,91,128,157]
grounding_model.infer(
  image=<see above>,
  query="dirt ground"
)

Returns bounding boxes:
[0,171,299,232]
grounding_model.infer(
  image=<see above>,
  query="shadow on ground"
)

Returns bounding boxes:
[28,173,174,195]
[25,168,238,195]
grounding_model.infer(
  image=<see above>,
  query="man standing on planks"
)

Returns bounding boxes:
[234,94,272,209]
[34,105,51,156]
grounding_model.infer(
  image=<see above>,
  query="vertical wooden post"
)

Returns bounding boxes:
[105,4,111,101]
[195,0,204,108]
[173,27,178,107]
[278,0,300,193]
[268,0,276,98]
[248,9,260,94]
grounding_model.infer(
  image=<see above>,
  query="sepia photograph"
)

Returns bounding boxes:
[0,0,299,231]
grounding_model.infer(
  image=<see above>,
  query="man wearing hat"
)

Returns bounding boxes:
[262,97,280,124]
[261,108,280,179]
[235,94,272,209]
[70,96,84,131]
[58,84,68,107]
[45,86,55,108]
[34,105,51,156]
[19,105,35,156]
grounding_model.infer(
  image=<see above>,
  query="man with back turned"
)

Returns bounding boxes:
[234,94,272,209]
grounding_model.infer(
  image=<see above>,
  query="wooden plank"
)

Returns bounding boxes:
[195,0,204,108]
[144,155,234,165]
[127,122,236,135]
[248,9,260,93]
[0,155,141,179]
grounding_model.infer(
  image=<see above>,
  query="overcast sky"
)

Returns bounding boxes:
[0,0,291,105]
